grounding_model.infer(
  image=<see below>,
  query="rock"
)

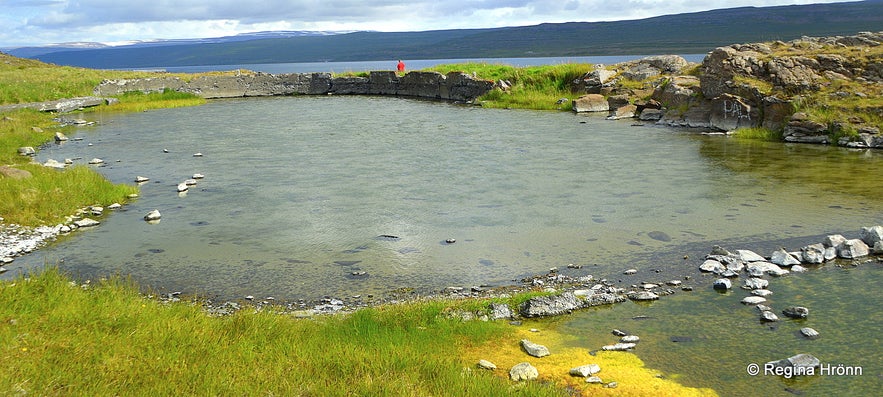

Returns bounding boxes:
[607,104,637,120]
[193,152,204,157]
[586,376,603,384]
[760,311,779,322]
[620,335,640,343]
[752,289,773,297]
[766,353,821,374]
[699,259,725,273]
[521,339,550,358]
[770,248,801,267]
[823,234,847,248]
[638,108,664,121]
[712,278,732,290]
[859,225,883,247]
[0,165,32,179]
[74,218,100,228]
[509,362,539,381]
[88,158,104,165]
[43,159,66,169]
[143,209,162,222]
[627,291,658,301]
[18,147,36,156]
[783,306,809,319]
[177,183,189,192]
[801,243,826,264]
[184,179,198,186]
[489,303,513,320]
[602,343,636,351]
[54,131,69,141]
[135,176,150,183]
[790,265,807,273]
[623,268,637,275]
[107,203,121,210]
[605,381,619,388]
[800,327,820,339]
[741,296,767,305]
[573,94,609,113]
[737,249,766,262]
[743,277,769,290]
[612,329,627,337]
[746,262,788,277]
[570,364,601,377]
[192,173,205,179]
[837,239,869,259]
[874,241,883,255]
[477,359,497,370]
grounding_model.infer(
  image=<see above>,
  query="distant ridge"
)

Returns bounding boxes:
[21,1,883,69]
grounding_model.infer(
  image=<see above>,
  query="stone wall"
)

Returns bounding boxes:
[94,71,494,103]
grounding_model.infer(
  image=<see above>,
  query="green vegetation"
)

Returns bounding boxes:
[427,62,590,110]
[105,89,206,112]
[0,268,555,396]
[0,268,716,396]
[731,127,783,141]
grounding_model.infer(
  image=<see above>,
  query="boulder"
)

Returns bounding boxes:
[573,94,609,113]
[800,327,820,339]
[17,147,36,156]
[743,277,768,290]
[74,218,100,228]
[741,296,767,305]
[770,248,801,267]
[489,303,513,320]
[712,278,732,290]
[509,362,539,381]
[709,94,759,131]
[859,226,883,247]
[521,339,550,358]
[570,364,601,377]
[765,353,820,373]
[783,306,809,319]
[143,209,162,222]
[837,239,869,259]
[477,359,497,370]
[801,243,827,264]
[638,108,664,121]
[54,132,69,141]
[823,234,847,248]
[760,311,779,322]
[699,259,725,273]
[627,291,659,301]
[607,104,637,120]
[736,249,767,263]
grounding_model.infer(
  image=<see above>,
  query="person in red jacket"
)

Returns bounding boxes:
[397,59,405,74]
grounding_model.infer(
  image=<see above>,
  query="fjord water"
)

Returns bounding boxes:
[14,96,883,395]
[18,96,883,301]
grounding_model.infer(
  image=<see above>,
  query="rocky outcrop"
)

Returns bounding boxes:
[95,70,494,103]
[571,31,882,149]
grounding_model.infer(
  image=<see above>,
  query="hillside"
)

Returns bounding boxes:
[21,1,883,69]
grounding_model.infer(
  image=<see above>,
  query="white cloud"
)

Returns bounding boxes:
[0,0,856,47]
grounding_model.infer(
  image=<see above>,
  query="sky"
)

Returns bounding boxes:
[0,0,855,48]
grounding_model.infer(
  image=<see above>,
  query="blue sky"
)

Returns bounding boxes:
[0,0,854,48]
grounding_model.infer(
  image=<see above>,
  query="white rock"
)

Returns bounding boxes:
[741,296,767,305]
[570,364,601,377]
[43,159,66,168]
[135,176,150,183]
[737,249,766,262]
[87,158,104,165]
[184,179,198,186]
[477,359,497,370]
[699,259,724,273]
[601,343,636,351]
[177,183,189,192]
[800,327,820,339]
[74,218,100,227]
[192,173,205,179]
[193,152,203,157]
[620,335,640,343]
[509,362,538,381]
[143,209,162,222]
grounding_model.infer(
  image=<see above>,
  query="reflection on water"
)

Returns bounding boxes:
[10,96,883,302]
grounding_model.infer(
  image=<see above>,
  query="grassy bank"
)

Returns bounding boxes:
[426,63,588,110]
[0,53,205,226]
[0,268,715,396]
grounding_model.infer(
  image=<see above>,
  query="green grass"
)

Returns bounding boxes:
[425,63,591,110]
[0,268,568,396]
[731,127,784,141]
[101,89,206,113]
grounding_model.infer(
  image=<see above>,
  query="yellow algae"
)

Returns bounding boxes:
[462,324,718,397]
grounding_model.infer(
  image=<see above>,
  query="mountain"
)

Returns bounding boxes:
[18,1,883,69]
